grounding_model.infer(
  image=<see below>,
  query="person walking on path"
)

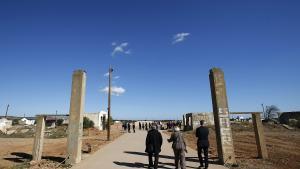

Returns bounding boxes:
[139,122,142,130]
[127,123,131,133]
[142,123,145,130]
[168,126,187,169]
[145,125,163,169]
[196,120,209,169]
[145,123,148,131]
[133,123,136,133]
[124,123,126,131]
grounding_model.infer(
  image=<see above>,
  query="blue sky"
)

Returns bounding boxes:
[0,0,299,120]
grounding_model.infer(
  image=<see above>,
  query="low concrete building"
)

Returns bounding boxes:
[19,117,35,125]
[84,111,108,130]
[0,118,12,133]
[44,114,69,126]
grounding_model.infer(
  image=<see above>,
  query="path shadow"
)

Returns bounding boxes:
[186,156,221,165]
[3,152,65,163]
[124,151,175,160]
[124,151,221,165]
[114,161,173,169]
[113,161,147,168]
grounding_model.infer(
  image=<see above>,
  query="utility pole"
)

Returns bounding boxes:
[5,104,10,118]
[55,110,58,127]
[107,65,113,141]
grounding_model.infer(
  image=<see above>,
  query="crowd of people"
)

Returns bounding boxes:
[122,121,154,132]
[166,121,182,130]
[145,120,209,169]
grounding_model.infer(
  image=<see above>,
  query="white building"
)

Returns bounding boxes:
[84,111,108,130]
[19,118,35,125]
[0,118,12,133]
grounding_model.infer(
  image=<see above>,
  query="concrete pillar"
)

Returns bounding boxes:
[66,70,86,165]
[32,115,45,161]
[209,68,236,165]
[252,113,268,159]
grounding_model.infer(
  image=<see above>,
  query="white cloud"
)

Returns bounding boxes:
[173,32,190,44]
[104,72,109,77]
[104,74,120,79]
[111,42,131,56]
[101,86,126,96]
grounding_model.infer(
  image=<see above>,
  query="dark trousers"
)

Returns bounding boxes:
[148,153,159,169]
[197,145,208,168]
[173,149,186,169]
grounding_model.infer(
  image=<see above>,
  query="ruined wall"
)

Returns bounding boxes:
[279,111,300,124]
[192,113,214,127]
[184,112,214,130]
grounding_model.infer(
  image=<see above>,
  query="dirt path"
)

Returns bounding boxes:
[72,130,228,169]
[0,125,123,169]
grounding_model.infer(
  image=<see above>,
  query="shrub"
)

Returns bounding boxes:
[56,119,64,126]
[83,117,94,129]
[12,119,19,125]
[289,119,298,127]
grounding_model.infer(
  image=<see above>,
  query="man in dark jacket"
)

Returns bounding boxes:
[133,123,136,133]
[145,125,163,169]
[127,123,131,133]
[196,120,209,169]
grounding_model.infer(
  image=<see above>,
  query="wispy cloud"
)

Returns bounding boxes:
[104,73,120,80]
[111,42,131,56]
[104,72,109,77]
[172,33,190,44]
[101,86,126,96]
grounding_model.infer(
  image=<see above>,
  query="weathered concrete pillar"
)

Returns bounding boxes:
[209,68,236,164]
[32,115,45,161]
[252,113,268,159]
[66,70,86,165]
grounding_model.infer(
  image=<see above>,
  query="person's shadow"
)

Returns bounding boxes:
[113,161,147,168]
[123,151,220,164]
[113,161,174,169]
[113,151,220,169]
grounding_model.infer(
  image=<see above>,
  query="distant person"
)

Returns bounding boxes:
[139,122,142,130]
[127,123,131,133]
[168,126,187,169]
[124,123,127,131]
[122,123,125,130]
[133,123,136,133]
[142,123,145,130]
[145,123,148,131]
[145,125,163,169]
[196,120,209,169]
